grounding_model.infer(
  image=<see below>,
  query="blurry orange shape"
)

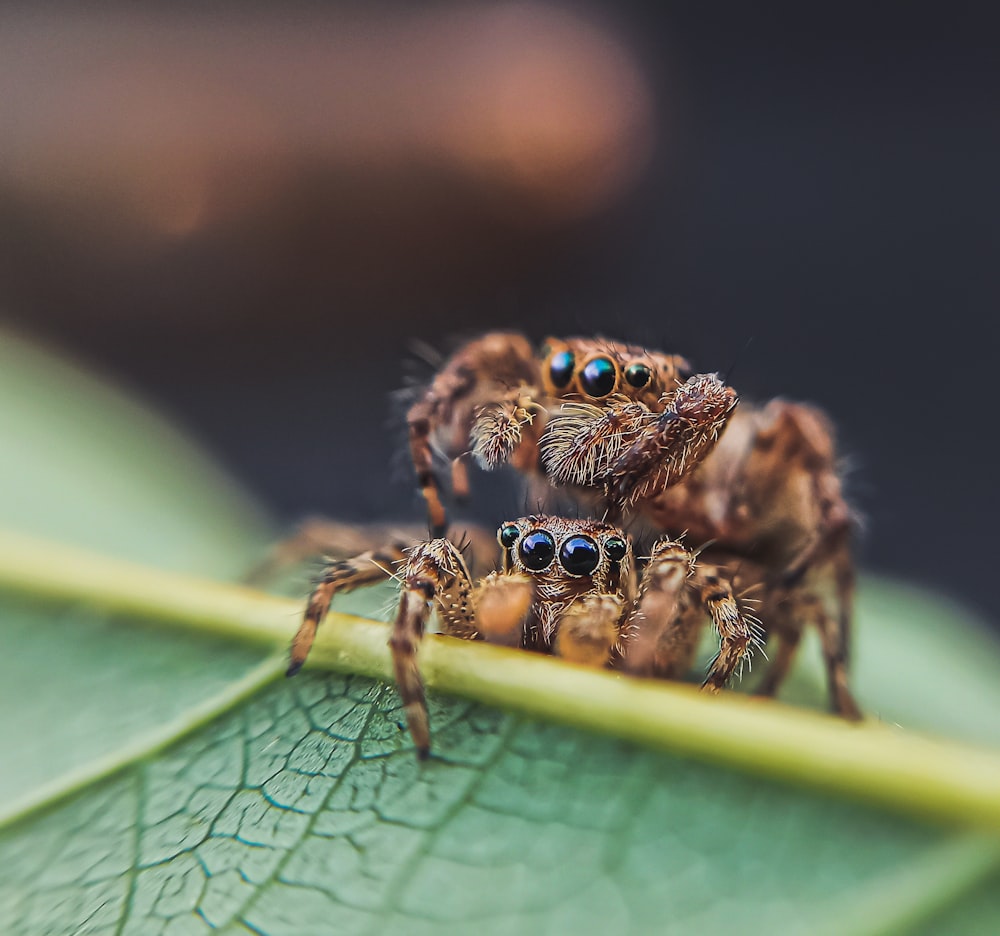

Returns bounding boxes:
[0,4,654,245]
[435,5,654,218]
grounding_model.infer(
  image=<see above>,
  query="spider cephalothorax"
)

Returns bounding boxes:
[287,515,761,757]
[404,332,861,720]
[495,515,634,653]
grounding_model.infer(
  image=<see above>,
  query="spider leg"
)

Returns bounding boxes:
[753,591,805,698]
[539,373,738,507]
[748,400,861,717]
[792,519,861,719]
[247,519,498,584]
[621,539,695,677]
[691,562,763,692]
[611,374,739,505]
[391,538,478,757]
[751,573,861,719]
[827,534,862,718]
[246,519,413,585]
[470,391,543,472]
[555,594,625,667]
[391,583,435,758]
[540,399,650,489]
[408,407,450,537]
[389,580,434,760]
[406,332,540,536]
[288,546,406,676]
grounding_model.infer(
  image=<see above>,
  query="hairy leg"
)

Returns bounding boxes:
[539,399,650,489]
[469,390,544,471]
[643,400,863,718]
[826,532,862,718]
[246,518,413,585]
[407,332,540,535]
[753,590,805,698]
[539,373,737,504]
[391,538,478,757]
[287,546,405,675]
[612,374,739,505]
[816,599,863,720]
[247,519,498,584]
[750,563,861,719]
[692,563,764,692]
[621,539,694,677]
[391,584,435,758]
[747,401,861,716]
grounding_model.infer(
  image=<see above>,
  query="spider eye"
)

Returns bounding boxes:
[518,530,556,571]
[559,535,601,576]
[625,363,652,388]
[604,536,627,562]
[580,357,617,398]
[498,524,520,548]
[549,350,575,388]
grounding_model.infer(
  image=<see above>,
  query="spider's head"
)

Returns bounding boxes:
[497,515,632,591]
[497,515,633,648]
[538,337,693,408]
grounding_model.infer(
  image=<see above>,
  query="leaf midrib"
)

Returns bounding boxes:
[1,528,1000,837]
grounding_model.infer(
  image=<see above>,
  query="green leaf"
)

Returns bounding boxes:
[0,327,275,811]
[1,330,999,935]
[0,329,272,576]
[1,669,996,936]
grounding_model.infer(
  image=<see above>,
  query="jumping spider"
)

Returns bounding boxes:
[288,516,762,758]
[404,332,861,719]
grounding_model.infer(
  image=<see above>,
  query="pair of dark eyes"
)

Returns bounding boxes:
[499,525,627,576]
[549,352,651,398]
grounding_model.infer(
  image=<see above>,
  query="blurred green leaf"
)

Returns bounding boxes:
[0,330,998,935]
[0,328,272,576]
[0,327,275,810]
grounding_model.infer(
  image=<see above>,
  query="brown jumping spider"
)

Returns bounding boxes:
[404,333,861,720]
[287,516,762,758]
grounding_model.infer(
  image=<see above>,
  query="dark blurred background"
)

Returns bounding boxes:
[0,4,996,622]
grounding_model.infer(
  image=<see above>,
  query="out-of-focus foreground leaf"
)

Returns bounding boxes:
[0,327,274,808]
[0,329,272,576]
[0,330,998,936]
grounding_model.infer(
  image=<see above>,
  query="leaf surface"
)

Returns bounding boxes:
[0,328,275,809]
[0,669,987,936]
[0,329,272,576]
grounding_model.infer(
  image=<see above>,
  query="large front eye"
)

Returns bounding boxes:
[625,363,652,388]
[499,524,520,548]
[580,357,617,397]
[519,530,556,571]
[549,350,575,388]
[559,535,600,576]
